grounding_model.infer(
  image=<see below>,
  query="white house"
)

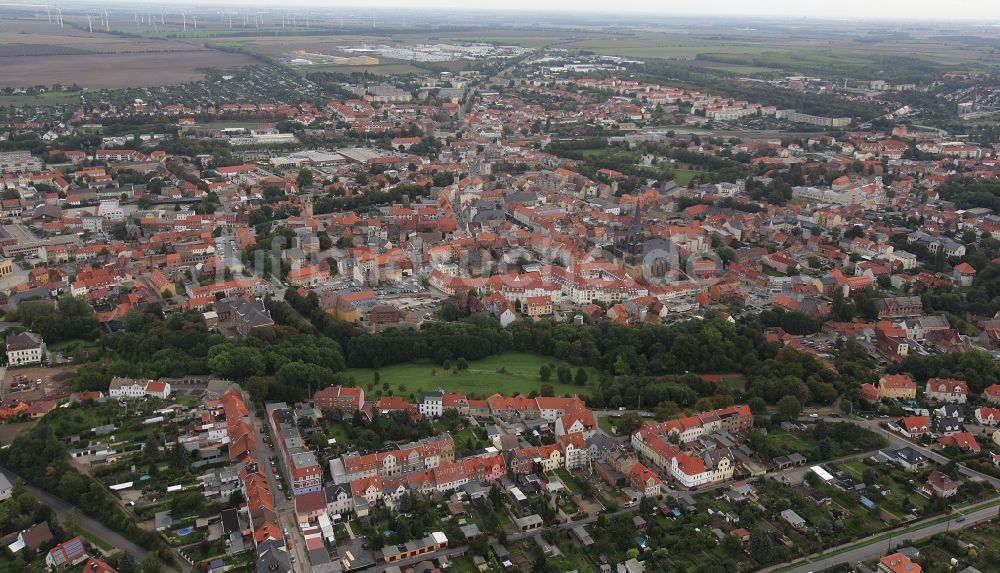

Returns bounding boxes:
[5,332,45,366]
[324,484,353,519]
[975,407,1000,426]
[418,390,444,418]
[108,378,172,400]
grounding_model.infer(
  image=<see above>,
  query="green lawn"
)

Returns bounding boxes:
[673,169,700,186]
[598,416,618,435]
[763,429,815,456]
[48,338,98,352]
[80,529,114,552]
[839,460,867,479]
[0,90,82,107]
[346,352,593,399]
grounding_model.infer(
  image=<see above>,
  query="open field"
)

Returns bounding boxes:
[0,19,256,87]
[346,351,594,398]
[0,51,257,88]
[0,90,83,106]
[1,364,78,402]
[673,169,700,186]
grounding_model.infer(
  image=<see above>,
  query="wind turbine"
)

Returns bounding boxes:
[57,7,63,28]
[182,13,186,32]
[87,13,93,33]
[104,9,110,31]
[45,5,50,22]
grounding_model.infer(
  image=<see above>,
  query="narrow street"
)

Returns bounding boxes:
[849,416,1000,489]
[0,468,181,573]
[242,393,314,572]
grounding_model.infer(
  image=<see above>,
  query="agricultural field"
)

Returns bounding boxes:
[0,90,83,107]
[0,19,256,88]
[346,351,595,398]
[449,27,1000,78]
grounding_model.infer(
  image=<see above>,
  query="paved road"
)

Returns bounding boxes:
[850,417,1000,489]
[764,501,1000,573]
[0,467,158,564]
[244,395,313,573]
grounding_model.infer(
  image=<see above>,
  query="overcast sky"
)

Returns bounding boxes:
[226,0,1000,21]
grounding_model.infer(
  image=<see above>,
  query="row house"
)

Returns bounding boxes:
[108,377,171,400]
[335,435,455,483]
[508,443,563,474]
[267,403,323,496]
[313,385,365,413]
[629,462,662,497]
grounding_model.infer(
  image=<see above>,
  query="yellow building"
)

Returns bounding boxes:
[523,295,553,317]
[0,258,11,277]
[878,374,917,399]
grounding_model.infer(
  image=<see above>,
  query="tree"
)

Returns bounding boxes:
[207,344,265,381]
[116,553,138,573]
[775,395,802,421]
[246,377,272,404]
[556,364,572,385]
[654,400,679,421]
[813,421,829,441]
[539,364,552,382]
[140,552,163,573]
[747,396,768,415]
[297,168,314,188]
[617,412,643,435]
[456,357,469,371]
[540,383,554,397]
[749,532,776,564]
[318,232,333,250]
[574,368,589,386]
[863,467,878,486]
[816,437,833,460]
[276,361,335,389]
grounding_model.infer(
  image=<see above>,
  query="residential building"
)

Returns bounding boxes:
[45,536,87,569]
[878,374,917,400]
[5,332,45,366]
[925,378,968,403]
[879,552,921,573]
[313,385,365,413]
